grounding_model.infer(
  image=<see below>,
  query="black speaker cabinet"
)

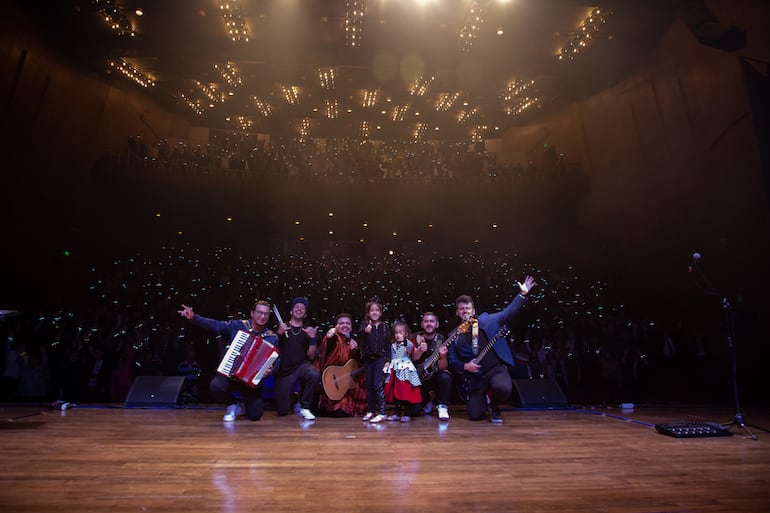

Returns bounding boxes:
[125,376,186,407]
[512,378,568,409]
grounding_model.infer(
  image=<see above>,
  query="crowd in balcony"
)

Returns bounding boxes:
[113,132,572,186]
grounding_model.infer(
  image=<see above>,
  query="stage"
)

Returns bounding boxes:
[1,404,769,513]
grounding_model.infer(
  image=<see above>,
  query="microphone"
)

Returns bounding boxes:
[689,252,702,273]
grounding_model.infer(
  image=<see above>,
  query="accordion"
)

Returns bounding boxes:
[217,330,278,387]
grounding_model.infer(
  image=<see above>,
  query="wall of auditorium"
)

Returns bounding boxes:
[1,49,191,184]
[0,4,191,239]
[501,1,770,304]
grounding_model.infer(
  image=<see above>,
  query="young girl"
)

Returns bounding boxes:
[384,321,422,422]
[358,299,390,423]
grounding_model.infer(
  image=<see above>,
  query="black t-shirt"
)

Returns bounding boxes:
[412,331,445,365]
[276,327,315,376]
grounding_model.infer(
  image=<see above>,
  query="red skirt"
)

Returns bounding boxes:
[384,371,422,404]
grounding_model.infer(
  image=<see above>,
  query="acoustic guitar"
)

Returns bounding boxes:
[322,359,365,401]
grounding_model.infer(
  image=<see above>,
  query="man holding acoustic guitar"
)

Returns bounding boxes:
[315,313,368,417]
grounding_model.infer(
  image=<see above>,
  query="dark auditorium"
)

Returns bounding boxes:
[1,1,769,512]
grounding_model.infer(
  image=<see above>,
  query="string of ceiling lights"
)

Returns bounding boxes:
[100,2,613,142]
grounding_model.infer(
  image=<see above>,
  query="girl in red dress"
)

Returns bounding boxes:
[384,321,422,422]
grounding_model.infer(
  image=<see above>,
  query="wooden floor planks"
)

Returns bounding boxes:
[1,404,769,513]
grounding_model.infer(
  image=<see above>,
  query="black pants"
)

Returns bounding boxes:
[421,369,452,406]
[209,374,264,421]
[467,364,512,421]
[364,356,387,415]
[273,362,320,415]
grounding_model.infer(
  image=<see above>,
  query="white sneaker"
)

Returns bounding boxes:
[489,405,503,424]
[299,408,316,420]
[400,415,411,422]
[223,403,242,422]
[387,414,401,421]
[362,412,374,421]
[437,404,449,421]
[369,414,386,423]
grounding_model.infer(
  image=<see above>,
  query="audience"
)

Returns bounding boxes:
[0,245,715,408]
[112,132,579,186]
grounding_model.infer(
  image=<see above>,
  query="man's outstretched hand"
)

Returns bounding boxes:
[517,276,537,296]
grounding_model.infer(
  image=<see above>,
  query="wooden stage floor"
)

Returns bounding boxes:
[1,403,769,513]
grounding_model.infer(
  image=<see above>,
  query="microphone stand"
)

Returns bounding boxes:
[690,256,764,440]
[719,295,758,440]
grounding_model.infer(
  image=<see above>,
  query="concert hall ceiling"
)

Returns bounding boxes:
[26,0,675,141]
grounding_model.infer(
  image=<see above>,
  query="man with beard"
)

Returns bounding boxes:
[411,311,452,421]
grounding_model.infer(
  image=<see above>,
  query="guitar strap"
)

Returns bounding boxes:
[430,333,444,351]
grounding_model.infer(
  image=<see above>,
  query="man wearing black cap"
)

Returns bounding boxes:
[274,297,320,420]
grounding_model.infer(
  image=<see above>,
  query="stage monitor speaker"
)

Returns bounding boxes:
[125,376,185,407]
[513,378,568,409]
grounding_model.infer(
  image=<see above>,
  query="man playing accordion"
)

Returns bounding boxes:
[179,300,278,422]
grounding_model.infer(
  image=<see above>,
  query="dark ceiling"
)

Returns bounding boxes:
[26,0,675,141]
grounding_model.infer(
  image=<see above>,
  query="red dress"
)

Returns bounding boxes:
[384,340,422,404]
[315,334,367,416]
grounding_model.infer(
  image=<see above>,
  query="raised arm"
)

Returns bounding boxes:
[178,304,194,320]
[517,275,537,296]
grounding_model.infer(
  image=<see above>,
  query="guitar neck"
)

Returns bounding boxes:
[472,326,509,364]
[419,321,472,373]
[425,321,471,363]
[422,340,444,368]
